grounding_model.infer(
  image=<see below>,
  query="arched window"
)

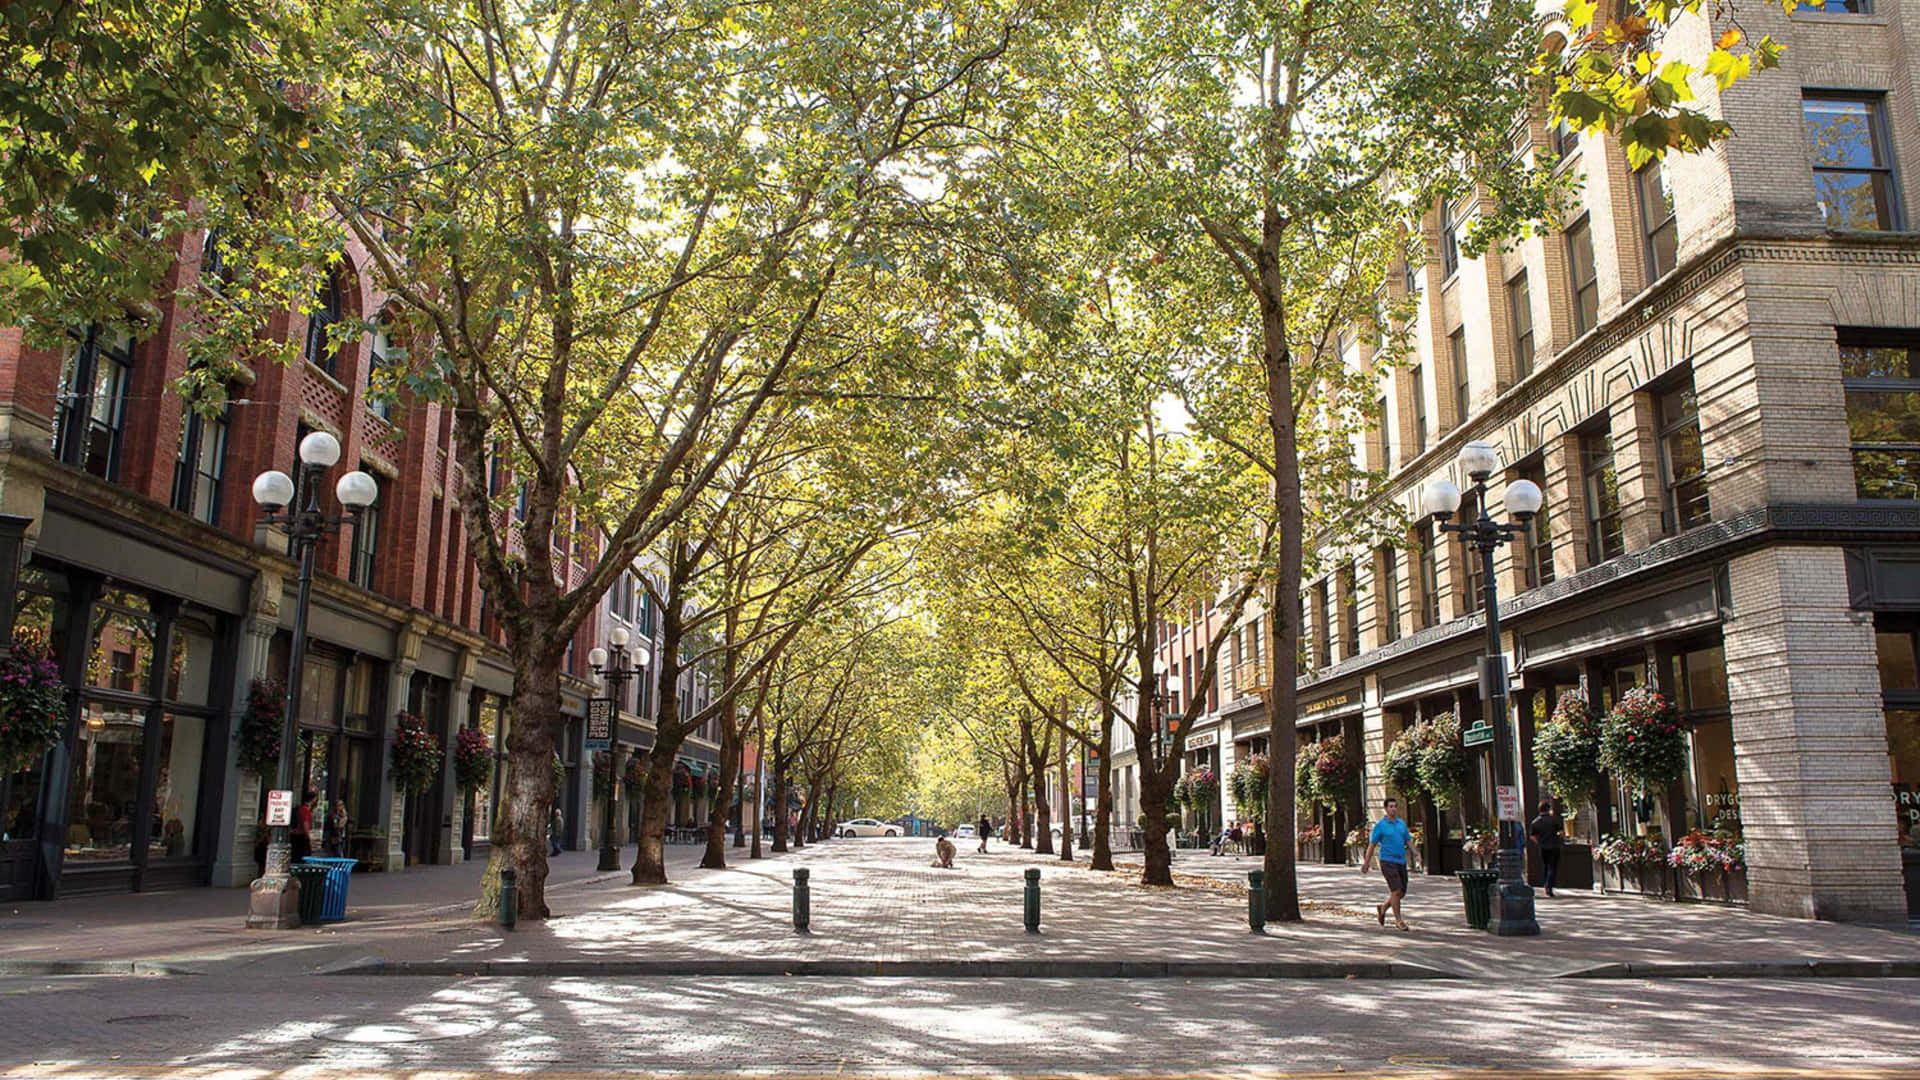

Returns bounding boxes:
[304,264,346,376]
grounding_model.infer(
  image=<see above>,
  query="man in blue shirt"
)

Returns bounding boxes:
[1361,796,1414,930]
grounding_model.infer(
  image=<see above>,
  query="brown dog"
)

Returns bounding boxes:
[931,836,956,868]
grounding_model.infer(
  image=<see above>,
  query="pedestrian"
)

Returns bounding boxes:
[1529,798,1565,898]
[549,805,565,856]
[323,799,349,857]
[290,785,316,864]
[976,814,991,854]
[1211,821,1232,856]
[1360,795,1413,931]
[931,835,956,868]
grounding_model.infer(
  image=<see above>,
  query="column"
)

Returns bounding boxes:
[1610,391,1662,555]
[440,676,473,864]
[1723,546,1906,920]
[382,658,416,872]
[211,593,281,887]
[1361,675,1389,814]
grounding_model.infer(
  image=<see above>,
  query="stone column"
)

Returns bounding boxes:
[1361,675,1389,812]
[212,601,281,887]
[381,657,416,872]
[1723,545,1906,921]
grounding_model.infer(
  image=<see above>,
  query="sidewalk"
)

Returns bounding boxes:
[3,837,1914,980]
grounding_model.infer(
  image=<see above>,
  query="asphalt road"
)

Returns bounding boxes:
[2,973,1918,1079]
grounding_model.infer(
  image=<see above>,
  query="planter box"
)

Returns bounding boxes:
[1599,861,1670,897]
[1298,840,1323,863]
[1677,866,1749,905]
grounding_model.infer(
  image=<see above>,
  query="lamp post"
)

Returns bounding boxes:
[1423,439,1544,937]
[1149,671,1183,841]
[590,629,649,872]
[245,432,378,929]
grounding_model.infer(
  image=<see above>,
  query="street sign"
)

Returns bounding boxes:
[1496,784,1523,823]
[266,788,295,827]
[586,698,613,751]
[1461,720,1493,748]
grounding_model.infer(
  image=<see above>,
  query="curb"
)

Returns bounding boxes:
[322,957,1463,979]
[1562,960,1920,979]
[0,959,202,977]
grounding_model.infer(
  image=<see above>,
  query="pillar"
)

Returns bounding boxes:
[211,570,284,887]
[381,658,416,871]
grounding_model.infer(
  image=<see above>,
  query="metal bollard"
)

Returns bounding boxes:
[792,868,811,933]
[1023,868,1041,933]
[499,867,518,930]
[1247,870,1266,933]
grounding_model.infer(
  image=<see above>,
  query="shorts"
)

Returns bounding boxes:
[1380,860,1409,894]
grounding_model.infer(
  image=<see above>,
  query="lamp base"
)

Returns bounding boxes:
[1488,847,1540,936]
[245,840,301,930]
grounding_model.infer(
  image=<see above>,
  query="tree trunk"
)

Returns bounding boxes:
[473,650,565,920]
[1140,762,1174,886]
[1257,224,1305,923]
[701,728,739,869]
[1090,721,1113,871]
[1032,769,1053,856]
[631,618,685,884]
[751,715,765,859]
[1057,722,1073,862]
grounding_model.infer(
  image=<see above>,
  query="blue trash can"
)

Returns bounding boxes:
[301,857,358,922]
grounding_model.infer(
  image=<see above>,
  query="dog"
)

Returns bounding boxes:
[931,836,956,868]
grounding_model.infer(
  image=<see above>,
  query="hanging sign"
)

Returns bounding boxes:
[1496,785,1523,823]
[585,698,614,751]
[266,789,295,827]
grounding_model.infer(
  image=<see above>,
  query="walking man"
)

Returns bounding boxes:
[1529,798,1565,898]
[1361,796,1413,931]
[976,814,991,854]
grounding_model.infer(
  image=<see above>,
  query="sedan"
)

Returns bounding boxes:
[836,818,900,838]
[952,824,976,839]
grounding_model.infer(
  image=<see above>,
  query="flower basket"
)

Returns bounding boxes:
[1294,741,1320,811]
[1599,686,1687,794]
[236,678,285,777]
[1310,735,1361,812]
[1174,772,1194,808]
[592,751,613,799]
[623,753,647,789]
[1534,690,1602,810]
[454,727,493,794]
[1231,754,1269,823]
[389,712,444,794]
[1669,829,1745,903]
[1187,766,1219,809]
[551,753,566,794]
[1463,825,1499,869]
[1384,726,1424,801]
[1416,712,1468,809]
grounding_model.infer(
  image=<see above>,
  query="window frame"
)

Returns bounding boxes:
[1440,199,1461,279]
[367,320,396,422]
[349,474,383,589]
[1803,91,1902,231]
[1657,380,1710,534]
[1636,161,1679,281]
[1507,270,1535,383]
[1377,545,1401,644]
[1417,522,1440,629]
[54,324,134,480]
[1411,363,1429,455]
[1840,329,1920,499]
[1582,428,1626,563]
[1515,460,1554,590]
[1457,490,1485,614]
[1566,217,1600,335]
[1449,327,1470,428]
[172,394,230,525]
[305,265,346,377]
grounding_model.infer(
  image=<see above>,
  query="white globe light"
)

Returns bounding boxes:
[1422,478,1463,518]
[589,647,608,669]
[632,644,652,668]
[251,470,295,510]
[335,470,378,509]
[1504,478,1545,519]
[1458,440,1500,480]
[609,626,630,649]
[299,430,342,468]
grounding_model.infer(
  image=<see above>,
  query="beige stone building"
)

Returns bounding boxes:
[1266,0,1920,922]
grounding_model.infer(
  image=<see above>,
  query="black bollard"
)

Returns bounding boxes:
[499,867,518,930]
[793,868,811,933]
[1247,869,1266,933]
[1023,868,1041,933]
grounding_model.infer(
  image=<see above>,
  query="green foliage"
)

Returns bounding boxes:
[1416,713,1468,811]
[1599,686,1689,792]
[389,712,444,795]
[0,638,67,773]
[1309,735,1362,813]
[1384,726,1425,802]
[1534,691,1604,809]
[236,678,285,777]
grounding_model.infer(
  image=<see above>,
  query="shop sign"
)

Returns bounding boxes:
[586,698,613,751]
[1496,785,1522,823]
[1300,690,1355,718]
[1186,731,1218,749]
[266,789,295,827]
[1461,720,1493,748]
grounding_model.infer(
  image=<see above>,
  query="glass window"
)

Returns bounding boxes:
[1450,329,1470,426]
[1804,0,1871,10]
[153,712,205,859]
[87,589,156,696]
[1636,162,1678,282]
[1404,254,1423,295]
[1341,562,1359,660]
[350,475,382,589]
[1551,120,1579,162]
[1417,522,1440,629]
[1508,271,1534,382]
[1880,627,1920,691]
[65,701,147,862]
[343,657,380,733]
[1411,364,1429,454]
[1518,462,1554,589]
[1689,718,1739,830]
[1375,395,1392,471]
[165,618,216,706]
[1377,545,1400,644]
[367,321,396,422]
[1582,429,1625,562]
[305,264,346,375]
[1889,709,1920,851]
[1566,218,1599,335]
[1458,490,1484,614]
[172,398,229,525]
[1440,199,1460,278]
[1842,332,1920,498]
[1658,382,1710,533]
[1316,579,1333,668]
[54,325,134,480]
[300,656,341,730]
[1804,94,1900,231]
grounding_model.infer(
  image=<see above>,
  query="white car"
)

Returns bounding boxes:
[953,824,977,839]
[836,818,899,837]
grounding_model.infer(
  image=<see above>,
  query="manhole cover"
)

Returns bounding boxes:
[314,1019,491,1045]
[107,1014,187,1025]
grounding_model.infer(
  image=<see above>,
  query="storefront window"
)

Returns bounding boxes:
[66,700,147,862]
[1689,718,1739,831]
[1889,710,1920,850]
[473,695,504,844]
[87,589,155,696]
[153,713,205,859]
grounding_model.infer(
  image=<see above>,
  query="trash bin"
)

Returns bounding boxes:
[1456,869,1498,930]
[289,863,329,926]
[303,857,358,922]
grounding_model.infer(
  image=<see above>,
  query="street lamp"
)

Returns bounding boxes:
[1424,439,1544,937]
[590,627,649,872]
[246,431,377,929]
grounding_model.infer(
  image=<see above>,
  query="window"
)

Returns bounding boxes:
[1316,579,1334,668]
[1582,428,1625,562]
[367,320,396,422]
[1404,254,1423,295]
[1377,545,1401,644]
[349,474,382,588]
[1804,0,1871,10]
[305,264,346,376]
[54,325,134,480]
[172,397,229,525]
[1636,161,1678,280]
[1566,217,1599,335]
[1376,395,1393,471]
[1804,93,1899,231]
[1449,328,1471,427]
[1518,461,1554,589]
[1440,199,1461,278]
[1507,271,1535,383]
[1411,364,1429,454]
[1551,120,1579,162]
[1657,381,1710,532]
[1457,490,1484,614]
[1417,522,1440,629]
[1841,330,1920,498]
[1340,562,1359,660]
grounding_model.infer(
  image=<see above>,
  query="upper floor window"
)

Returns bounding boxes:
[1375,395,1393,472]
[1417,522,1440,629]
[1411,364,1429,455]
[1841,329,1920,499]
[1517,460,1554,589]
[1458,490,1484,614]
[1440,199,1461,278]
[1316,578,1334,668]
[1804,93,1900,231]
[1551,120,1579,163]
[1340,562,1359,660]
[172,394,229,525]
[1803,1,1873,12]
[1566,217,1599,335]
[1404,254,1423,295]
[1449,328,1470,427]
[1658,381,1710,533]
[350,473,383,589]
[1637,161,1678,281]
[54,325,134,480]
[367,320,396,422]
[1582,428,1625,563]
[1377,545,1401,644]
[1507,271,1535,383]
[305,264,346,376]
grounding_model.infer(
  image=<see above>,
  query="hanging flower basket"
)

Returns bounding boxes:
[0,638,65,774]
[1534,690,1603,809]
[623,753,647,789]
[454,727,493,793]
[235,678,285,777]
[1187,765,1219,808]
[592,751,613,799]
[389,712,444,794]
[1174,771,1194,808]
[1310,735,1361,812]
[691,769,708,797]
[1416,712,1468,810]
[1384,725,1424,801]
[1294,740,1320,810]
[551,753,567,794]
[672,766,691,793]
[1599,686,1688,793]
[1231,754,1269,823]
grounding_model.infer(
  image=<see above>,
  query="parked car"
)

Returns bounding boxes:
[836,818,899,838]
[953,824,976,839]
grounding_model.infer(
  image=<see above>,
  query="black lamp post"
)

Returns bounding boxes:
[245,431,378,929]
[1424,439,1544,937]
[589,628,648,872]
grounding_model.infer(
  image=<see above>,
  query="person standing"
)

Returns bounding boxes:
[290,785,316,864]
[976,814,991,854]
[549,805,565,856]
[1528,798,1565,898]
[1360,796,1413,931]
